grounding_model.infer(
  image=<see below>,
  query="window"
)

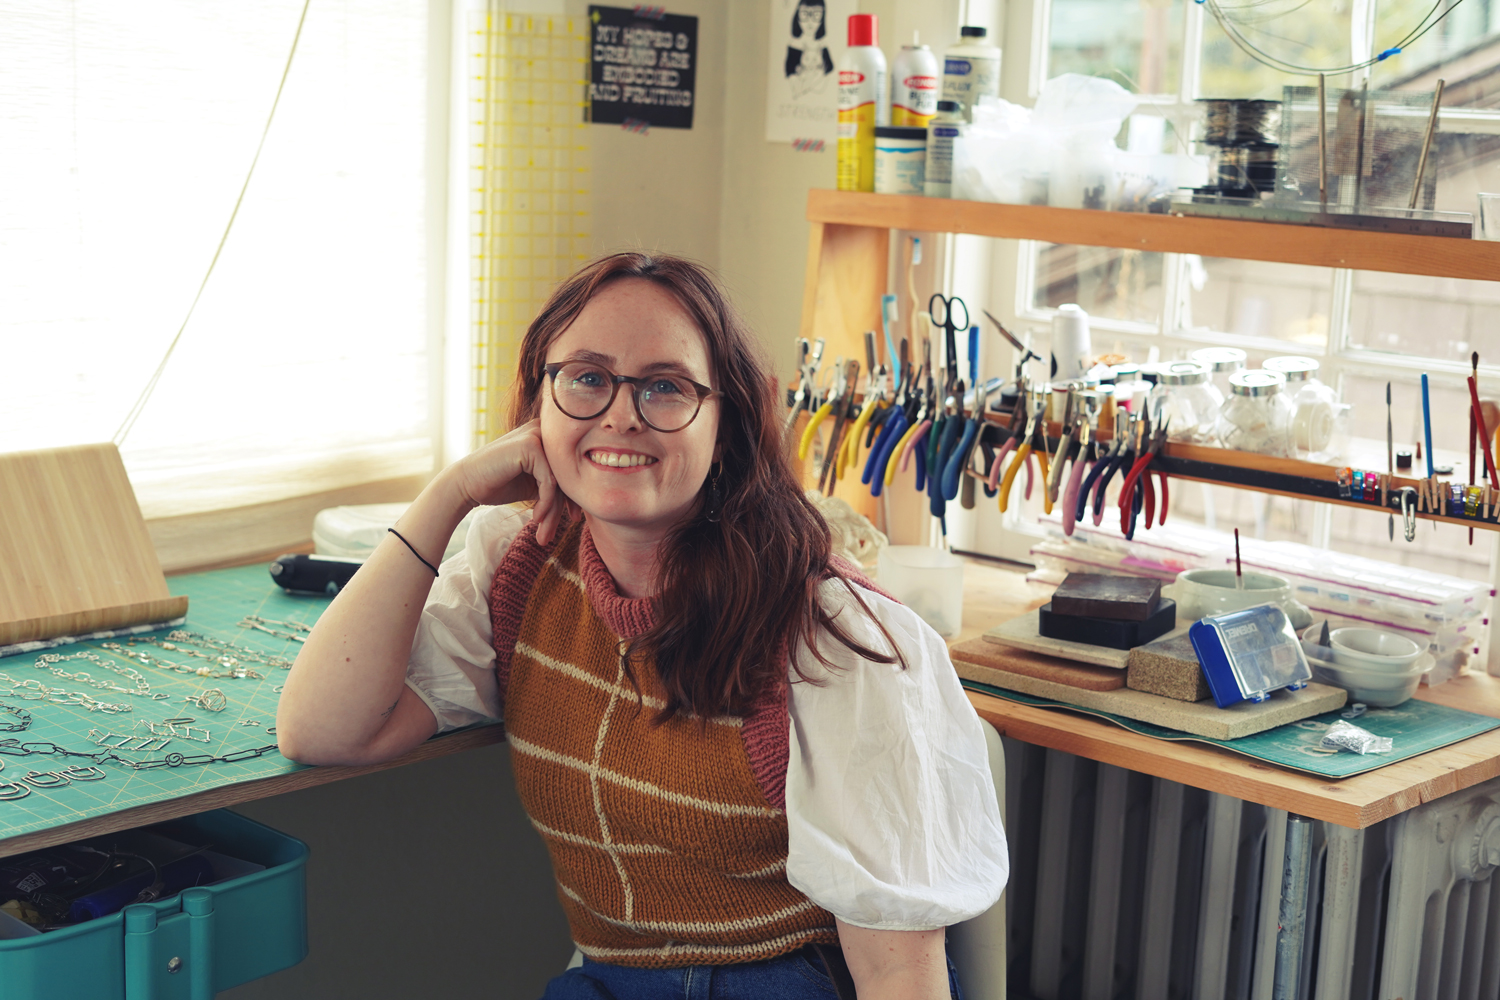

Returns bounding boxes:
[963,0,1500,579]
[0,1,437,531]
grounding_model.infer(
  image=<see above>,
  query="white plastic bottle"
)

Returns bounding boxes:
[836,14,888,192]
[941,25,1002,122]
[924,100,964,198]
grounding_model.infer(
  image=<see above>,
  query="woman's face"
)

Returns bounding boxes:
[540,278,720,540]
[796,2,823,36]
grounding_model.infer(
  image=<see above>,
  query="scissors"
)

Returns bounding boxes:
[928,293,969,384]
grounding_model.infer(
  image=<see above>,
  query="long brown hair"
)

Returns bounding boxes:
[510,251,900,719]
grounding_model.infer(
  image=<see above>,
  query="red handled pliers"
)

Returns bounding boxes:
[1119,413,1170,539]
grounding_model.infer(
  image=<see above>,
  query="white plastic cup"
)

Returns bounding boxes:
[877,545,964,636]
[1477,193,1500,241]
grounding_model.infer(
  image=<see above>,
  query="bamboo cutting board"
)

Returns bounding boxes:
[0,443,187,645]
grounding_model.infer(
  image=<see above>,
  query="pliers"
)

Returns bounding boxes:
[782,337,824,443]
[815,360,859,493]
[1044,386,1078,507]
[928,379,965,519]
[1119,413,1170,540]
[1061,411,1095,537]
[797,359,842,462]
[941,326,987,502]
[998,395,1051,515]
[985,384,1030,495]
[865,342,914,494]
[837,333,885,480]
[1077,409,1131,527]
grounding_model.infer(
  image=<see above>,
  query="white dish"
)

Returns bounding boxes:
[1309,652,1430,709]
[1170,568,1313,629]
[1328,627,1423,672]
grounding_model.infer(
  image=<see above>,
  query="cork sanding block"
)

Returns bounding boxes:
[1127,631,1213,703]
[949,637,1125,691]
[1050,573,1162,621]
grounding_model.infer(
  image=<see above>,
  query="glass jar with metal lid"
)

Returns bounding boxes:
[1263,356,1346,462]
[1218,369,1292,456]
[1191,347,1247,399]
[1147,361,1223,445]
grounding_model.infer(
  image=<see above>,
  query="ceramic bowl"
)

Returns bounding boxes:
[1328,628,1423,672]
[1309,653,1430,708]
[1170,568,1314,629]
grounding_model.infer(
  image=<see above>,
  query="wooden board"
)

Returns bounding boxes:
[984,609,1191,668]
[0,443,187,645]
[950,637,1125,691]
[971,667,1347,740]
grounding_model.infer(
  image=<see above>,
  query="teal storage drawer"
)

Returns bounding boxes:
[0,809,307,1000]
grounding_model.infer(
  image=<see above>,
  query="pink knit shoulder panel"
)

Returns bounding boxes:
[488,516,563,705]
[741,635,792,813]
[828,553,899,604]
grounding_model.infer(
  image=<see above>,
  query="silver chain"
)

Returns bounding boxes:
[125,630,293,670]
[103,641,264,681]
[0,672,135,714]
[33,652,167,702]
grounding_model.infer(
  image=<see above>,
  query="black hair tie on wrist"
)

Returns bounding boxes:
[388,528,439,578]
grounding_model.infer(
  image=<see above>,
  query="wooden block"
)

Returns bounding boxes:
[984,609,1191,669]
[950,638,1125,691]
[967,667,1347,740]
[1128,632,1213,703]
[1051,573,1161,621]
[0,444,187,645]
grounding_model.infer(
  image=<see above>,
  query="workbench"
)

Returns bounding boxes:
[954,556,1500,830]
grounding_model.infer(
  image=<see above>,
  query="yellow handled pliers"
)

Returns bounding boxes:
[999,396,1052,515]
[797,360,843,461]
[838,390,884,479]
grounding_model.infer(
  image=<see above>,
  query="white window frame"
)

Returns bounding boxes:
[956,0,1500,565]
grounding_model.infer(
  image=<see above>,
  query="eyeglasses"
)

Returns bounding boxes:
[543,361,719,433]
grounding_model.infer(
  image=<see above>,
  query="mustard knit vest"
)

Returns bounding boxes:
[489,518,839,967]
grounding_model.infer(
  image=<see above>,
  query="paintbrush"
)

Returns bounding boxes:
[1387,381,1394,541]
[1234,528,1244,590]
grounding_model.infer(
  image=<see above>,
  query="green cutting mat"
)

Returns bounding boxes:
[963,680,1500,778]
[0,565,334,842]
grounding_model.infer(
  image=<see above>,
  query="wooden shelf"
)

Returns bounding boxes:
[807,189,1500,281]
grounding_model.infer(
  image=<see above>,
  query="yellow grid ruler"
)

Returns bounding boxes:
[470,9,592,448]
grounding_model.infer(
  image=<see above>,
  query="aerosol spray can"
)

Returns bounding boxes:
[837,14,888,192]
[890,33,939,128]
[1051,304,1092,381]
[941,26,1002,122]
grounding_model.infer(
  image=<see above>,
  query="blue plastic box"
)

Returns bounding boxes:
[0,809,307,1000]
[1189,604,1312,708]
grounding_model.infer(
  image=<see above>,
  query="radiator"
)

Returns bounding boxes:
[1001,738,1500,1000]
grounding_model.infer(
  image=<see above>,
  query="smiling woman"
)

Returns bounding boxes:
[275,252,1008,1000]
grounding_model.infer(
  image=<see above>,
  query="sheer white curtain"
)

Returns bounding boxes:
[0,0,435,522]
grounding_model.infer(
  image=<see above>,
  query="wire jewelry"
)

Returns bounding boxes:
[184,688,228,713]
[124,630,292,670]
[20,769,70,788]
[58,765,106,782]
[0,673,133,715]
[0,781,30,801]
[89,730,171,752]
[237,615,311,643]
[103,641,264,681]
[0,737,279,772]
[34,653,167,702]
[0,702,32,733]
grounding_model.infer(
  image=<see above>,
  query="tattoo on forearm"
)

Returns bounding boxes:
[380,696,400,718]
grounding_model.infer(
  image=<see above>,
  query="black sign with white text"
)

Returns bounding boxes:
[587,6,697,129]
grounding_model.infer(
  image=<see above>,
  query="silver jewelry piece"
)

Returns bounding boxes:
[21,769,70,788]
[184,688,228,713]
[58,765,106,782]
[0,781,30,801]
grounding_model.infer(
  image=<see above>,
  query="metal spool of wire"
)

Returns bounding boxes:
[1198,99,1282,148]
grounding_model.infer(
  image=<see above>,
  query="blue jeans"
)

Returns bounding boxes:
[540,945,964,999]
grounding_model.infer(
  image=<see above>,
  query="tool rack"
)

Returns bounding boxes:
[795,189,1500,527]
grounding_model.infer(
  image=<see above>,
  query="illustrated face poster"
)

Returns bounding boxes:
[764,0,854,143]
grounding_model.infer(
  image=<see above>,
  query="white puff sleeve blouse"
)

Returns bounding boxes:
[404,505,1009,931]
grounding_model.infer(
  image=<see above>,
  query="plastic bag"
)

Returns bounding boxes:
[1321,720,1393,755]
[952,74,1138,209]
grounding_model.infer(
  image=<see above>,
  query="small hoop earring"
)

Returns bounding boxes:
[704,462,724,522]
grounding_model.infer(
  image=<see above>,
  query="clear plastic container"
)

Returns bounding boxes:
[1263,355,1348,462]
[1218,369,1292,457]
[877,545,964,636]
[1191,346,1247,400]
[1190,603,1312,707]
[1147,361,1223,445]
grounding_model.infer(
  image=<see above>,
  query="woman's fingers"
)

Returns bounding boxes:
[530,442,565,546]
